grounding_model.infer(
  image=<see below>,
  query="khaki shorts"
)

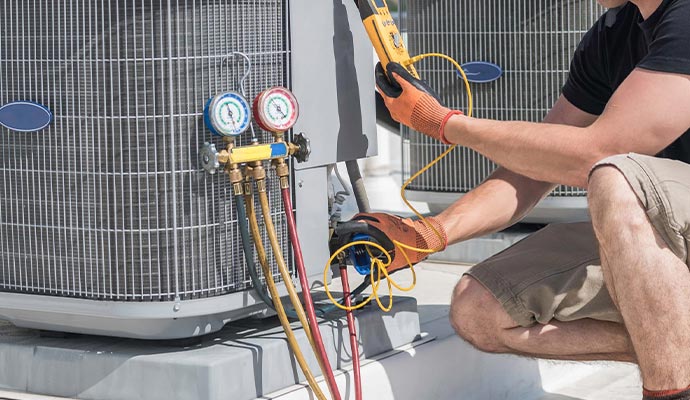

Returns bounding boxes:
[466,153,690,327]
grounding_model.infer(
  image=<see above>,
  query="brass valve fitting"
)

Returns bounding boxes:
[228,164,244,195]
[250,161,267,182]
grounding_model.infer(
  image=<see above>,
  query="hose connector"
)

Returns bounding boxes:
[251,161,268,193]
[231,176,244,196]
[272,159,290,190]
[251,161,266,180]
[402,55,424,67]
[227,159,244,195]
[243,166,254,196]
[256,179,267,193]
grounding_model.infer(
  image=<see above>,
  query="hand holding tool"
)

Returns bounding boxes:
[375,62,463,143]
[331,213,449,275]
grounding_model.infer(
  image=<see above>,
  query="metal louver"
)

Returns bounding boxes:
[400,0,604,218]
[0,0,292,303]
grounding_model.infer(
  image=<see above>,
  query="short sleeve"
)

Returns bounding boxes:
[638,0,690,76]
[562,17,613,116]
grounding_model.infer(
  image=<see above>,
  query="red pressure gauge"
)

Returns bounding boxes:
[253,87,299,133]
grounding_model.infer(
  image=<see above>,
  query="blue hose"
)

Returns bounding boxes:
[235,194,276,310]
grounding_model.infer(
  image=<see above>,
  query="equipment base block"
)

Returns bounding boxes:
[0,294,420,400]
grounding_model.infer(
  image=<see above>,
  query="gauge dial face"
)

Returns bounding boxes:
[206,92,251,137]
[253,87,299,133]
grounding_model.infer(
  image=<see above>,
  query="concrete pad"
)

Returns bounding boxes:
[0,294,420,400]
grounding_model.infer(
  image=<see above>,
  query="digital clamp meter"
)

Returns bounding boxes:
[357,0,419,78]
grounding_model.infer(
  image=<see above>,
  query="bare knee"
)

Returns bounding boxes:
[588,164,647,231]
[450,276,514,353]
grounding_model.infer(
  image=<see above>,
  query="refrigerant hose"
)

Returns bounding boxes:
[244,191,328,400]
[234,194,275,310]
[256,187,345,400]
[281,186,343,400]
[237,191,367,317]
[340,265,363,400]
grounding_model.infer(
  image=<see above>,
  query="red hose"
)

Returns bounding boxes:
[340,266,363,400]
[281,188,342,400]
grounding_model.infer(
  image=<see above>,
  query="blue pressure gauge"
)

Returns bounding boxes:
[204,92,251,137]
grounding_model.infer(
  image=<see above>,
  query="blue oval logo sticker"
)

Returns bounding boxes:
[0,101,53,132]
[459,61,504,84]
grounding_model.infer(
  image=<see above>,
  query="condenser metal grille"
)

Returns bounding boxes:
[400,0,603,196]
[0,0,292,301]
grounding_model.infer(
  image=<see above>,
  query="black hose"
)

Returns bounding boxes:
[314,278,371,317]
[235,194,276,310]
[345,160,371,213]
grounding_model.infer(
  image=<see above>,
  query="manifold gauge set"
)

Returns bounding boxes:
[203,87,299,137]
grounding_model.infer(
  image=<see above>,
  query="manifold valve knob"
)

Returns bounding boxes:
[199,142,221,174]
[292,132,311,163]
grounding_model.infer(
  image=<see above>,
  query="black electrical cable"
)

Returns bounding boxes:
[314,278,371,317]
[345,160,371,214]
[235,194,276,310]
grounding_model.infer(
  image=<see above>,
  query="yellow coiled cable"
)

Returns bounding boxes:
[325,53,473,312]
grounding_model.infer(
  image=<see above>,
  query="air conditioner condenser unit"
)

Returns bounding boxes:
[0,0,376,339]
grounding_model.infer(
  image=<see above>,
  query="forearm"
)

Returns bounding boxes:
[444,116,607,188]
[437,168,555,244]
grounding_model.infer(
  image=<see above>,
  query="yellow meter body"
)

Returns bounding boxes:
[358,0,419,78]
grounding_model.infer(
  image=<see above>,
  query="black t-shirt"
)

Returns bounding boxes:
[562,0,690,163]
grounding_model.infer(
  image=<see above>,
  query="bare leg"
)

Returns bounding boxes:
[450,276,635,362]
[589,166,690,390]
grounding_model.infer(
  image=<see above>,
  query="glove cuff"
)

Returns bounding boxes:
[410,95,452,141]
[439,110,464,145]
[425,216,449,251]
[409,216,448,254]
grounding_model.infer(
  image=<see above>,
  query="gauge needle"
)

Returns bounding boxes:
[269,99,287,118]
[226,105,237,130]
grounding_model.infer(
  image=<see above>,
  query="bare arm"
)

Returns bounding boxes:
[443,69,690,188]
[438,96,597,244]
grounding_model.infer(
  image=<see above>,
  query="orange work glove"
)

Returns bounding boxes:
[330,213,449,275]
[375,62,462,144]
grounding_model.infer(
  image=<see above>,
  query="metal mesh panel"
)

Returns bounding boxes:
[400,0,603,196]
[0,0,292,301]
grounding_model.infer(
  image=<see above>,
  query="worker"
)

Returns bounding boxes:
[332,0,690,398]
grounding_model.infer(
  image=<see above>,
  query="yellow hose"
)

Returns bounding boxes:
[256,188,340,397]
[244,192,329,400]
[256,188,340,399]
